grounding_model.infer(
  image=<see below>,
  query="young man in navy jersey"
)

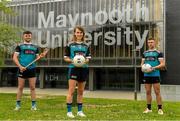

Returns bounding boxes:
[13,31,45,111]
[64,26,91,118]
[141,38,165,115]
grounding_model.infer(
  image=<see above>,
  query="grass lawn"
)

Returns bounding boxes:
[0,93,180,120]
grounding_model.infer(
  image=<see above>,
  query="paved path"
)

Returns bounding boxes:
[0,87,140,100]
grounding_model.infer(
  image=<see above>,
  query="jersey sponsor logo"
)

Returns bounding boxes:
[24,49,35,54]
[18,74,23,77]
[145,56,155,61]
[74,51,85,56]
[71,75,77,79]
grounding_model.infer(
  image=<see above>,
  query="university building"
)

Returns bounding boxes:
[1,0,174,93]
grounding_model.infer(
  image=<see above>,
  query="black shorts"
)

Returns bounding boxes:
[68,68,89,82]
[18,68,36,79]
[142,77,161,84]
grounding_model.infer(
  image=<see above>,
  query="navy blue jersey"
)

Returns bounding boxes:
[64,41,91,68]
[15,43,39,69]
[142,50,163,77]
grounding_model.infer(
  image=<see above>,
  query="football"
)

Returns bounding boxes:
[141,63,152,73]
[73,55,86,67]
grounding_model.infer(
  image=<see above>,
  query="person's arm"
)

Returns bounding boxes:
[64,45,73,63]
[35,49,40,60]
[13,46,26,72]
[141,52,145,66]
[141,52,153,73]
[36,47,49,60]
[148,52,165,72]
[85,46,91,64]
[64,57,73,63]
[141,58,145,66]
[152,52,165,70]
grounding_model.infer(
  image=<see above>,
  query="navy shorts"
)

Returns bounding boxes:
[18,68,36,79]
[68,68,89,82]
[143,76,161,84]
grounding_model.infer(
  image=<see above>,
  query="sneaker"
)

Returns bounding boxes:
[77,111,86,117]
[158,109,164,115]
[31,106,37,111]
[14,106,21,111]
[67,112,75,118]
[143,108,152,113]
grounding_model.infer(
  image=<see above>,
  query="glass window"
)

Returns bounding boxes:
[6,0,165,67]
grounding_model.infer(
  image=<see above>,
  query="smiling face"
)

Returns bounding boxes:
[23,33,32,43]
[73,26,85,42]
[74,28,84,42]
[147,39,156,50]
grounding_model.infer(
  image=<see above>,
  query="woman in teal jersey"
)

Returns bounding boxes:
[64,26,91,118]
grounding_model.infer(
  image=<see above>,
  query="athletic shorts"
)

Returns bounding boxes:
[142,76,161,84]
[68,68,89,82]
[18,68,36,79]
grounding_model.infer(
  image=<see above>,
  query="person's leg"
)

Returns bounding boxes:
[66,79,76,118]
[153,83,163,114]
[67,79,76,105]
[153,83,162,106]
[76,68,87,117]
[15,77,25,110]
[29,77,37,110]
[143,83,152,113]
[145,84,152,108]
[77,81,86,112]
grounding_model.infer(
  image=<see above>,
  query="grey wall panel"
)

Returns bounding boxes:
[162,0,180,84]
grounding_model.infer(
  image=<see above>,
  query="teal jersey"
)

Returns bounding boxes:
[142,50,163,77]
[64,41,91,68]
[15,43,39,69]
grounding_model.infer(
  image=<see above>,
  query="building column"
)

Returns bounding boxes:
[0,69,2,87]
[137,68,140,91]
[39,68,44,89]
[88,67,94,91]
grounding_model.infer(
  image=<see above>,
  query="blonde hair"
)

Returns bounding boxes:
[72,26,85,42]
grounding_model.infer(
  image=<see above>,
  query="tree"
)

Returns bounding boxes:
[0,0,21,65]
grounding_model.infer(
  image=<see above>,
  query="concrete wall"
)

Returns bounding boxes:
[140,84,180,101]
[140,0,180,102]
[162,0,180,84]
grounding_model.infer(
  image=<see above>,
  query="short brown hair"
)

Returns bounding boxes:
[23,31,32,35]
[147,37,155,41]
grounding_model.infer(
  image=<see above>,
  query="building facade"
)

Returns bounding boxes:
[0,0,166,91]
